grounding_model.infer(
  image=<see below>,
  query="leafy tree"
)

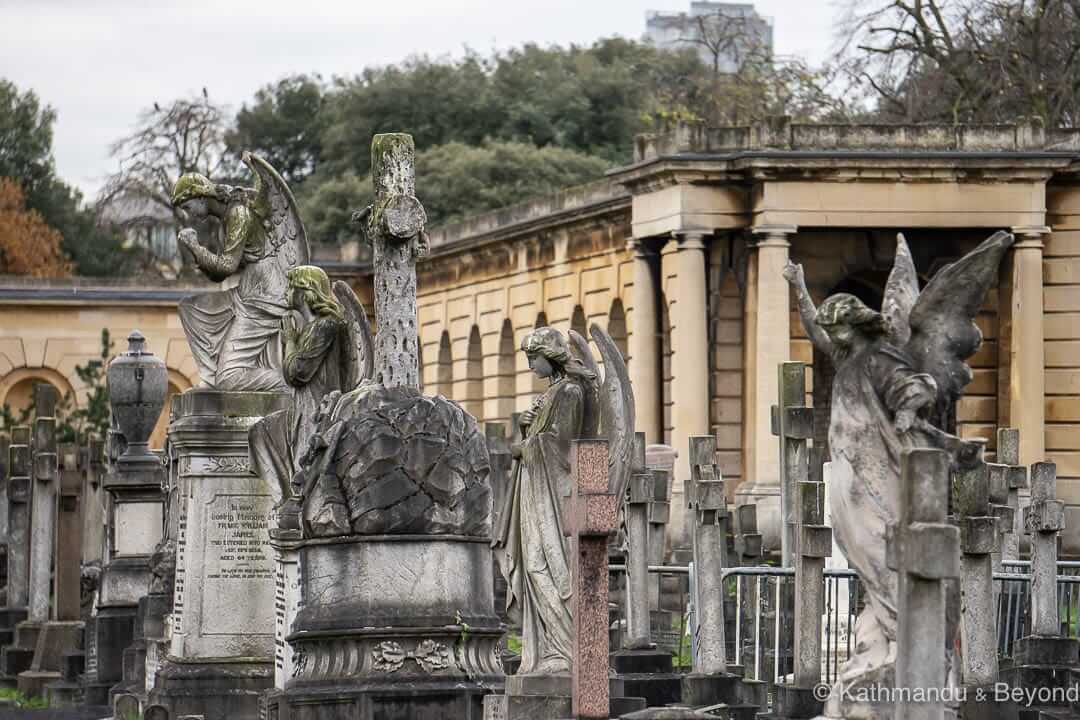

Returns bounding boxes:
[0,79,128,276]
[299,140,609,244]
[226,75,326,187]
[0,178,72,276]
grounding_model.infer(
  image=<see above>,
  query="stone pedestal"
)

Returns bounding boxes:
[148,389,285,720]
[271,534,503,720]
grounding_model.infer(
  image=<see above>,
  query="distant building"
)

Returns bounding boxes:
[645,2,773,72]
[98,192,179,265]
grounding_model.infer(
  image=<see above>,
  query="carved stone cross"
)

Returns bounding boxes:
[687,435,727,674]
[772,361,811,567]
[363,133,427,389]
[1026,461,1065,637]
[624,432,653,650]
[994,427,1028,563]
[8,425,30,609]
[887,448,960,720]
[564,439,619,720]
[952,444,999,687]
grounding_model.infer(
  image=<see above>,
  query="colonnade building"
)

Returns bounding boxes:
[2,118,1077,551]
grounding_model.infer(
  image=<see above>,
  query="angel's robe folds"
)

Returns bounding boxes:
[179,203,293,392]
[495,377,586,675]
[249,315,347,504]
[827,340,937,686]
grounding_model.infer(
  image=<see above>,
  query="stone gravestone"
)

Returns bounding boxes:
[0,431,8,585]
[270,134,502,720]
[888,448,959,720]
[0,426,31,684]
[93,333,167,707]
[19,383,82,700]
[999,462,1079,708]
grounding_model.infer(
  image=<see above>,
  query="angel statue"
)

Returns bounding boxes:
[171,153,310,391]
[493,323,634,676]
[248,265,373,519]
[783,230,1012,715]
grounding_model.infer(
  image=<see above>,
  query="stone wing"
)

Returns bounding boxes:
[567,329,602,441]
[591,323,635,501]
[906,230,1014,418]
[244,152,310,269]
[332,281,374,390]
[881,233,920,346]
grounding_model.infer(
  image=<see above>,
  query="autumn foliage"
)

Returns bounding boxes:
[0,177,72,277]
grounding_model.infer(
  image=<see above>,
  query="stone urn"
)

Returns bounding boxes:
[106,330,168,464]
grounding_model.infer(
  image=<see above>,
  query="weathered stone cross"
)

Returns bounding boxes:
[624,432,654,650]
[8,425,31,609]
[565,438,619,720]
[888,448,960,720]
[361,133,427,389]
[772,361,811,567]
[1026,461,1065,637]
[687,434,728,674]
[952,444,999,687]
[29,382,58,623]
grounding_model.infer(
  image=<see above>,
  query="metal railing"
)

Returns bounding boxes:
[609,560,1080,682]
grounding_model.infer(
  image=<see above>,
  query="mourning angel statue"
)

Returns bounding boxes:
[493,323,634,675]
[248,265,374,513]
[783,230,1012,711]
[171,153,310,391]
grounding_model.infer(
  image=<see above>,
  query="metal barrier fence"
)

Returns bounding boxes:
[609,560,1080,683]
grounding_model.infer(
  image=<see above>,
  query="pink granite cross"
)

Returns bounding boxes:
[564,439,619,720]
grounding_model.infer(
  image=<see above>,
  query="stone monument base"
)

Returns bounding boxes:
[611,648,682,707]
[148,657,273,719]
[276,534,504,720]
[482,674,647,719]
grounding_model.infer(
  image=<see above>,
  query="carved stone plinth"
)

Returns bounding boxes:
[149,389,287,720]
[269,534,503,720]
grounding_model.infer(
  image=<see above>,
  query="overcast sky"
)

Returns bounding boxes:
[0,0,841,199]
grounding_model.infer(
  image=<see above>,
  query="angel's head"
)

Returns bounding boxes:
[815,293,889,349]
[172,172,229,218]
[287,266,343,322]
[521,327,596,383]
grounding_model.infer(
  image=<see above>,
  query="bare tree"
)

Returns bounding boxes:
[837,0,1080,126]
[100,90,231,224]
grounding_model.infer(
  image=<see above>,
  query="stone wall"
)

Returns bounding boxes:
[1047,182,1080,538]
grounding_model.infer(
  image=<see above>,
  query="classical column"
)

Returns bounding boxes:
[666,231,711,550]
[738,224,794,552]
[628,238,662,445]
[1007,226,1048,466]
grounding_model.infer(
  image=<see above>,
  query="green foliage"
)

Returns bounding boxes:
[227,74,326,186]
[0,78,131,276]
[65,328,113,442]
[0,687,48,708]
[299,140,608,241]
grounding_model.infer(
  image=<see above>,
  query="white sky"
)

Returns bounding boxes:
[0,0,842,199]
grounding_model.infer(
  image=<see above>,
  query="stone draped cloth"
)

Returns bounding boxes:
[826,341,937,694]
[495,377,586,675]
[249,315,347,503]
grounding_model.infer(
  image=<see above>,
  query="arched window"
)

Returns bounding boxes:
[436,331,453,397]
[497,319,515,423]
[570,305,587,339]
[463,325,483,420]
[608,298,628,359]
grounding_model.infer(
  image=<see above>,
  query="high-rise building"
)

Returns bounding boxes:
[645,2,774,72]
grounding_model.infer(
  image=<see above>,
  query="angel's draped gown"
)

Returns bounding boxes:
[827,339,937,686]
[249,313,347,505]
[179,201,290,391]
[496,374,586,674]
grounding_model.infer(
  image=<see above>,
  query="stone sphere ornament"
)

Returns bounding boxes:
[106,330,168,464]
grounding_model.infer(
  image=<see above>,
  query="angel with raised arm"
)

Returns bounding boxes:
[783,231,1012,712]
[171,153,310,391]
[493,323,634,676]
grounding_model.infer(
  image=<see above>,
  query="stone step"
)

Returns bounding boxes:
[12,621,42,649]
[43,678,83,708]
[1,646,34,676]
[16,669,61,699]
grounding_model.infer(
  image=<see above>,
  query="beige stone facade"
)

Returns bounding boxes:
[4,118,1080,552]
